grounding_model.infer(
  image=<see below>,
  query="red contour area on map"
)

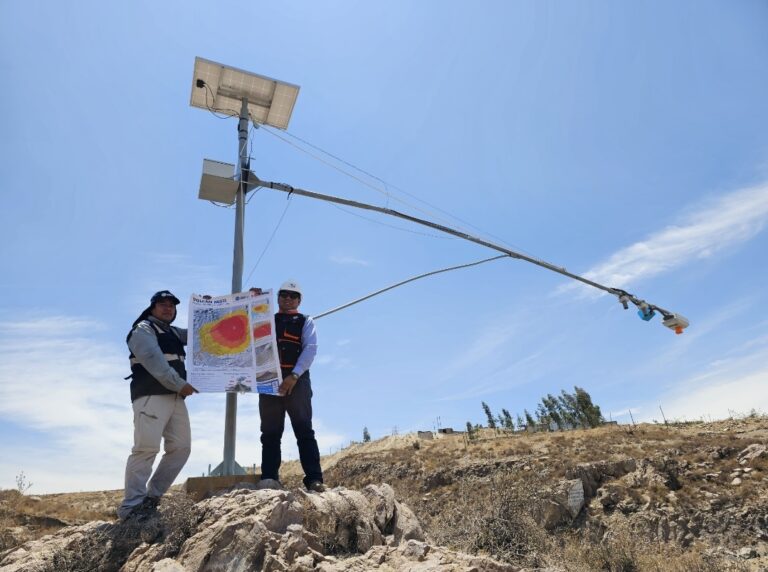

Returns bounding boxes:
[209,313,249,348]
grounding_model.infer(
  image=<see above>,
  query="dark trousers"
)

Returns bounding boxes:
[259,377,323,488]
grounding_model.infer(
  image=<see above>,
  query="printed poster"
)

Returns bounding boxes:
[187,290,282,394]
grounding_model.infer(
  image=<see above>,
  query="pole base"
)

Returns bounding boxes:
[209,460,248,476]
[185,474,258,501]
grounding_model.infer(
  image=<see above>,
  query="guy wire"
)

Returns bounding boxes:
[263,125,545,262]
[313,254,509,320]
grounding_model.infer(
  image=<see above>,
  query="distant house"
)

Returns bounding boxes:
[417,431,434,440]
[437,428,454,434]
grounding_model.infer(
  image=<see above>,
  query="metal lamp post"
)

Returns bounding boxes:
[190,57,300,476]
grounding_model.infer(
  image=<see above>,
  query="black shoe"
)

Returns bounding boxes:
[257,478,284,490]
[307,481,326,493]
[126,496,160,521]
[143,496,160,510]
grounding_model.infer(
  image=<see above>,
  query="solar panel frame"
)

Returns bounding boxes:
[190,57,300,129]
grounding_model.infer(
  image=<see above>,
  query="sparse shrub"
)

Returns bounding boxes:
[40,494,200,572]
[301,496,365,555]
[0,471,34,550]
[15,471,32,495]
[555,524,749,572]
[155,494,200,558]
[46,525,114,572]
[429,472,547,567]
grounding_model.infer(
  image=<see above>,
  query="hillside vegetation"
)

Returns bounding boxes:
[2,415,767,571]
[285,414,768,570]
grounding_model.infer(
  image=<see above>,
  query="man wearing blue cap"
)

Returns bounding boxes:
[117,290,198,521]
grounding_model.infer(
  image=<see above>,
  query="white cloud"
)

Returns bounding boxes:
[329,255,371,267]
[440,322,518,376]
[437,350,545,401]
[310,419,348,457]
[0,315,106,336]
[567,183,768,292]
[632,344,768,423]
[0,317,131,492]
[315,354,354,370]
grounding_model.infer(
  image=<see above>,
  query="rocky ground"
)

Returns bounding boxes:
[1,415,767,571]
[0,485,521,572]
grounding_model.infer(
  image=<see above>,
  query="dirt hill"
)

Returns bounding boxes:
[2,415,767,571]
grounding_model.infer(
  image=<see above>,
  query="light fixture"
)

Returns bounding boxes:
[190,57,300,129]
[198,159,238,204]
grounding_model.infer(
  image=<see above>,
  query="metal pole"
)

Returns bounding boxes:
[255,178,679,321]
[222,98,250,476]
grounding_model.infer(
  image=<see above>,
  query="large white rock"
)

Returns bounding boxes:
[0,485,511,572]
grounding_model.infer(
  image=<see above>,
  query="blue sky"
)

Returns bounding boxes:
[1,1,767,493]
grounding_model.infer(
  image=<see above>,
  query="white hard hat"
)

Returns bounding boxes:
[279,280,302,297]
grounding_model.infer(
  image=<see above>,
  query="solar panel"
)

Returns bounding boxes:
[190,57,300,129]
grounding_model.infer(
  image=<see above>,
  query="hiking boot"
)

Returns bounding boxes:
[122,495,160,522]
[256,478,284,490]
[307,481,326,493]
[142,496,161,510]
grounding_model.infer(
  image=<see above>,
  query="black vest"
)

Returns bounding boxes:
[275,312,310,380]
[127,320,186,402]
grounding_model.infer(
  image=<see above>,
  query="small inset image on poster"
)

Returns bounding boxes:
[224,374,254,393]
[256,369,281,395]
[252,320,271,339]
[250,301,270,321]
[255,341,276,367]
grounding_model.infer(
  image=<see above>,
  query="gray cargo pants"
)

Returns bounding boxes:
[117,394,190,519]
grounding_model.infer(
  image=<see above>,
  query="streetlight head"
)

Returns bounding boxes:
[190,57,300,130]
[198,159,238,204]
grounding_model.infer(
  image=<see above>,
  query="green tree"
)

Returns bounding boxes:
[466,421,475,440]
[524,409,536,431]
[482,401,497,429]
[574,386,604,428]
[542,394,564,430]
[501,408,515,430]
[362,427,371,442]
[536,403,551,431]
[557,390,579,428]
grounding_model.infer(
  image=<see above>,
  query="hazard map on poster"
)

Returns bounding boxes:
[187,290,282,395]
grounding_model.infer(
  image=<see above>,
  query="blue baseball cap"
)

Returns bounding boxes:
[150,290,180,305]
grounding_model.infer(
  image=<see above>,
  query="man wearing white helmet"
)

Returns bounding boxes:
[257,280,324,491]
